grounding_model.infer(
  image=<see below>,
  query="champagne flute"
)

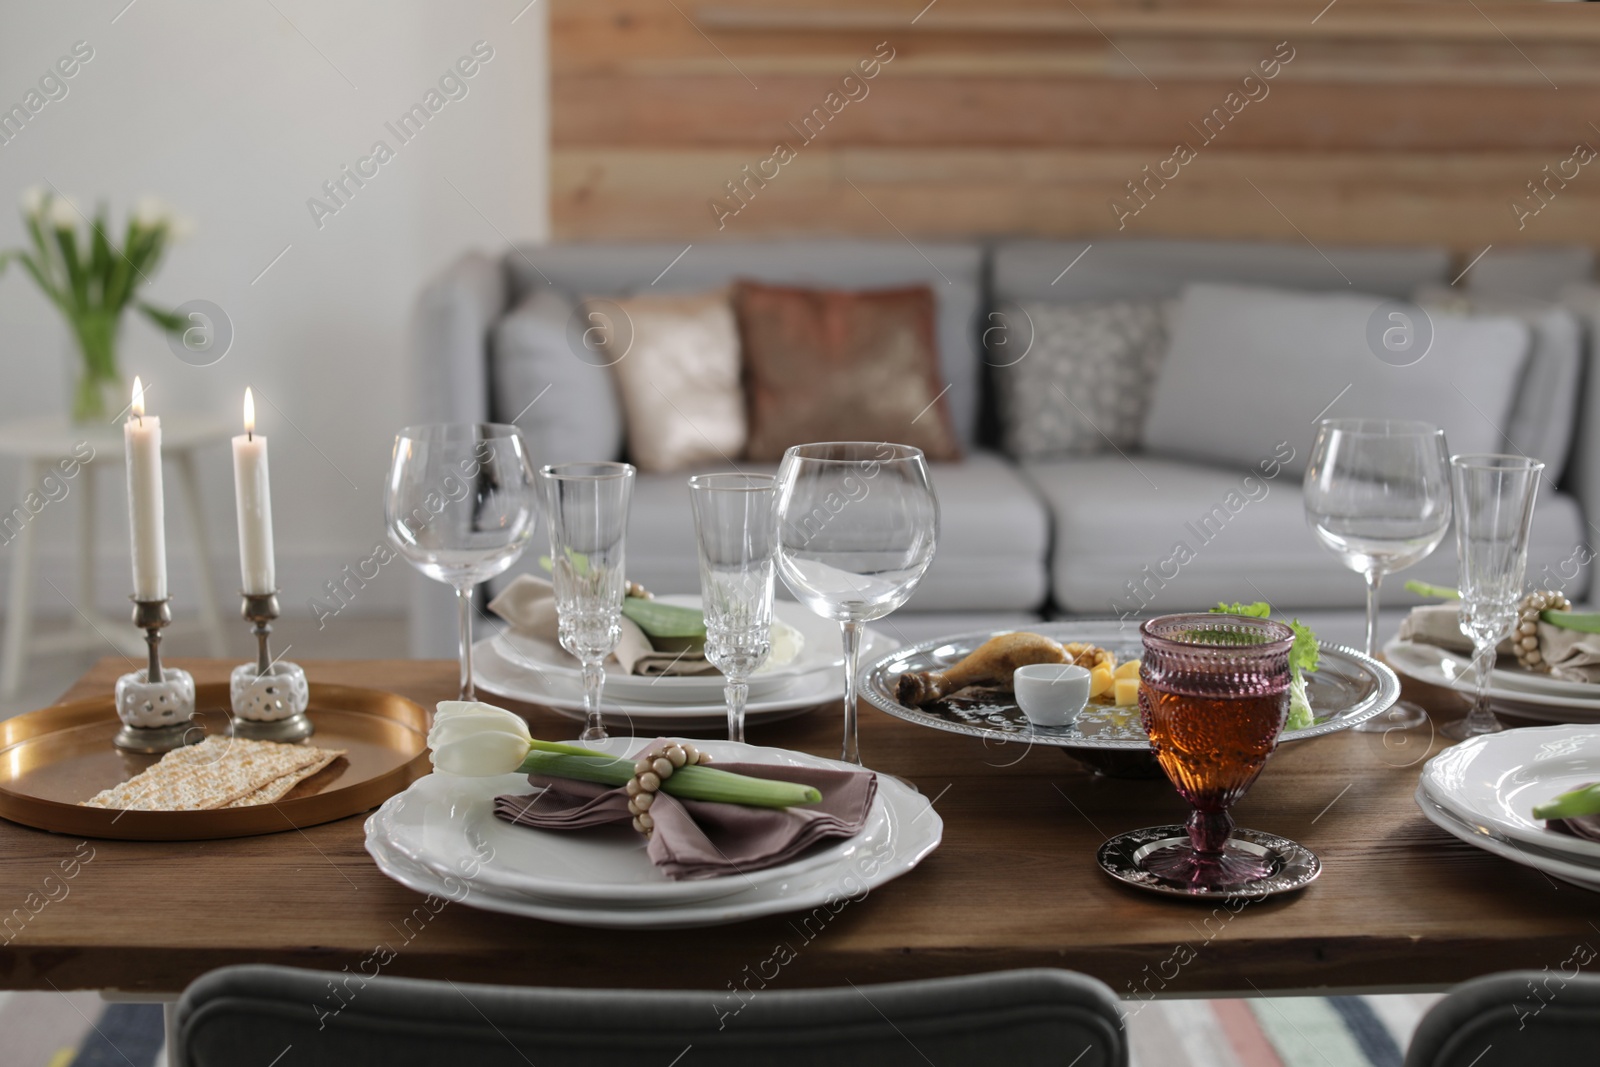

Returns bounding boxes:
[1445,454,1544,741]
[386,423,537,701]
[689,473,779,744]
[1304,418,1452,731]
[776,443,938,765]
[539,462,635,743]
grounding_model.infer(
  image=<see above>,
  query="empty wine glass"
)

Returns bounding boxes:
[539,462,635,743]
[1445,454,1544,741]
[1304,418,1452,731]
[690,473,779,744]
[776,442,938,765]
[386,424,537,701]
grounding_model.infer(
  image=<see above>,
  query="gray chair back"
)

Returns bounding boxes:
[175,964,1127,1067]
[1405,969,1600,1067]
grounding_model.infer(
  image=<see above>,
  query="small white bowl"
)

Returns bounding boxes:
[1013,663,1091,727]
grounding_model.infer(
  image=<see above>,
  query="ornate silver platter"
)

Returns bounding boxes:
[1097,826,1322,900]
[860,621,1400,774]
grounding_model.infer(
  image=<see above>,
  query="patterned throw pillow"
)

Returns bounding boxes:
[993,299,1171,460]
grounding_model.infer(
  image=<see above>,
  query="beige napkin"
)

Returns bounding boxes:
[493,743,877,881]
[488,574,718,676]
[1398,603,1600,683]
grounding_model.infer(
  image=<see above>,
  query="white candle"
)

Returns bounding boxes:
[232,387,276,595]
[124,377,167,600]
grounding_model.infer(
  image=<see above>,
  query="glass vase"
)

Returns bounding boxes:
[65,319,122,425]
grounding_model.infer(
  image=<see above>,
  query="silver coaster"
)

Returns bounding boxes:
[1097,824,1322,900]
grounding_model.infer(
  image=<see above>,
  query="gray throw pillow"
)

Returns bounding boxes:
[490,286,624,469]
[994,299,1170,460]
[1415,285,1582,485]
[1143,283,1531,477]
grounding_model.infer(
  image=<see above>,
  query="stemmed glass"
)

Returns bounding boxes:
[1304,418,1452,731]
[1136,613,1298,891]
[539,462,635,743]
[1445,454,1544,741]
[776,443,938,765]
[689,473,779,744]
[386,424,537,701]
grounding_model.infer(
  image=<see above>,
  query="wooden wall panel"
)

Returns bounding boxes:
[550,0,1600,250]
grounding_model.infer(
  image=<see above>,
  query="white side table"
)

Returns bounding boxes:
[0,414,231,697]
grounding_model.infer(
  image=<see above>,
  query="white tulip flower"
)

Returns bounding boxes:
[18,186,46,217]
[132,195,166,229]
[46,194,80,230]
[428,701,533,776]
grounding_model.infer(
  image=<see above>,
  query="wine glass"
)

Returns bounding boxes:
[776,442,938,765]
[1137,613,1297,892]
[689,473,779,744]
[539,462,635,743]
[386,424,537,701]
[1444,454,1544,741]
[1304,418,1452,731]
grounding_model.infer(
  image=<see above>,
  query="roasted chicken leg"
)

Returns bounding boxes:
[897,632,1073,706]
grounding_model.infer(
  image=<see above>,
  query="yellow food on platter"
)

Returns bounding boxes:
[897,631,1119,706]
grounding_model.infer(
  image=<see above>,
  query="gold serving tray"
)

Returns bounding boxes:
[0,682,429,840]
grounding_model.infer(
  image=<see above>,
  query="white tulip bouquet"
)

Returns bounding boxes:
[1,188,192,422]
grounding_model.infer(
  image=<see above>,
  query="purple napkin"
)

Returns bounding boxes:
[493,746,877,881]
[1547,781,1600,844]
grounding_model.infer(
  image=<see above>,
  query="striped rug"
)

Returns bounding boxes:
[1128,993,1443,1067]
[0,989,1439,1065]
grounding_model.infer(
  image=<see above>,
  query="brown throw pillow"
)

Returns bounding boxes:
[734,281,961,463]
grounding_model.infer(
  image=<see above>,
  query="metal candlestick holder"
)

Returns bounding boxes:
[228,590,312,742]
[113,597,199,753]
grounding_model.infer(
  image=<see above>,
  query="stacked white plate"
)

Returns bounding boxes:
[1385,639,1600,723]
[364,737,943,927]
[1416,724,1600,892]
[475,597,897,730]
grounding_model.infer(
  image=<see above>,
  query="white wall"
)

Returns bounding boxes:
[0,1,548,641]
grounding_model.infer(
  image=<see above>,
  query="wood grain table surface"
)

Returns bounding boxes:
[0,657,1594,998]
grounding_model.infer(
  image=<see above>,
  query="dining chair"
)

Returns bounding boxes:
[1405,969,1600,1067]
[174,963,1127,1066]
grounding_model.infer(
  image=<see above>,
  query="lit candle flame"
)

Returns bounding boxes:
[131,377,145,421]
[243,387,255,440]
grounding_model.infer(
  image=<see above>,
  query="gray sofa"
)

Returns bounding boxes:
[405,238,1597,657]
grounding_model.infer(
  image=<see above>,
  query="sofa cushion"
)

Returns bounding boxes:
[504,241,986,446]
[1465,245,1595,301]
[410,250,505,424]
[540,451,1050,613]
[993,298,1170,460]
[490,286,624,469]
[992,238,1450,304]
[600,289,745,473]
[734,281,961,463]
[1142,283,1531,478]
[1024,455,1588,616]
[1415,286,1583,485]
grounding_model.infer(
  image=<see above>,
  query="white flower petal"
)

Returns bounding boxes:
[18,186,46,216]
[132,195,165,228]
[46,195,79,230]
[428,713,533,751]
[430,729,531,776]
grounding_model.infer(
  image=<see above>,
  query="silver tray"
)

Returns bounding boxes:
[861,621,1400,774]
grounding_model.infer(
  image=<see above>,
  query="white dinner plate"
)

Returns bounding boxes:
[1384,639,1600,720]
[1418,724,1600,864]
[363,755,942,929]
[473,629,898,730]
[371,738,891,907]
[1415,786,1600,893]
[494,597,843,704]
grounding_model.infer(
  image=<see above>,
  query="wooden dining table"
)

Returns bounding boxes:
[1,656,1594,1001]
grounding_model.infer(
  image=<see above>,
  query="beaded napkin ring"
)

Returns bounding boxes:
[625,742,712,836]
[1515,590,1572,672]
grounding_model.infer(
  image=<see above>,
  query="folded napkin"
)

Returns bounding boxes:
[493,746,877,881]
[488,574,717,676]
[1398,604,1600,684]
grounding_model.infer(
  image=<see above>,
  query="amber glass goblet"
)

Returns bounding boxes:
[1137,613,1296,891]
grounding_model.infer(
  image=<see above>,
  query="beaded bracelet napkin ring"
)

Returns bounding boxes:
[625,742,713,835]
[1514,590,1572,672]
